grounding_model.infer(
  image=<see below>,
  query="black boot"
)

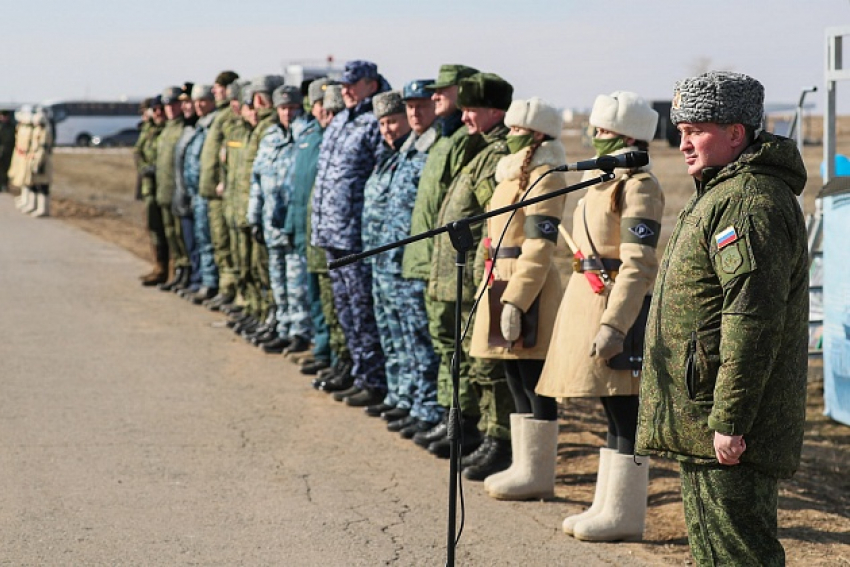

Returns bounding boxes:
[462,437,512,481]
[388,415,417,433]
[319,361,354,392]
[204,292,234,310]
[401,418,439,440]
[381,407,409,422]
[332,385,361,402]
[250,330,278,346]
[302,358,330,376]
[282,335,310,356]
[171,267,192,293]
[261,336,291,353]
[428,415,482,459]
[158,267,185,292]
[345,388,384,407]
[365,403,395,418]
[460,436,495,469]
[191,286,218,305]
[413,414,449,448]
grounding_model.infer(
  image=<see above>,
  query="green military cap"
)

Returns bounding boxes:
[426,64,479,90]
[456,72,513,111]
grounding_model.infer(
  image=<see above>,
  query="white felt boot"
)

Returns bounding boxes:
[30,193,49,217]
[483,413,530,493]
[573,453,649,542]
[487,418,558,500]
[16,186,31,210]
[563,448,615,535]
[21,188,37,214]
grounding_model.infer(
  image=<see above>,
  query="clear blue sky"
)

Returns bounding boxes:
[2,0,848,114]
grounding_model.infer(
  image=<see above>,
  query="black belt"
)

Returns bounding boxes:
[489,246,522,259]
[576,258,622,272]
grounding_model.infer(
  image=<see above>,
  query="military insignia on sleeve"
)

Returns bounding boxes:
[536,219,557,235]
[629,223,655,240]
[715,226,738,249]
[720,243,744,274]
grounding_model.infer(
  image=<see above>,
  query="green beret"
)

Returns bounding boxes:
[456,72,513,111]
[426,64,479,90]
[215,70,239,87]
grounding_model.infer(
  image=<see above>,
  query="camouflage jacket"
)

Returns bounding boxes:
[197,101,230,200]
[311,97,386,251]
[362,137,406,265]
[635,132,809,479]
[402,112,478,280]
[183,111,215,201]
[428,123,509,302]
[154,116,184,206]
[222,116,250,215]
[233,108,276,228]
[283,117,323,255]
[172,118,197,216]
[377,126,438,274]
[137,121,162,199]
[248,114,310,247]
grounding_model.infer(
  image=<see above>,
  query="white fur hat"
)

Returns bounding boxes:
[589,91,658,142]
[505,97,563,139]
[14,105,32,125]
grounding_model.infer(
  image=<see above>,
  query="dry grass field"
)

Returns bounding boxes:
[27,124,850,565]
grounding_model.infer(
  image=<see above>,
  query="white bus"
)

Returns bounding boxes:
[42,100,142,146]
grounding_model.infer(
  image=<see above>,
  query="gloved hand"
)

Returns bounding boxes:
[251,225,265,245]
[590,324,625,360]
[500,302,523,342]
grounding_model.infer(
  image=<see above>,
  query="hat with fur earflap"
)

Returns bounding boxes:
[589,91,658,142]
[505,97,562,139]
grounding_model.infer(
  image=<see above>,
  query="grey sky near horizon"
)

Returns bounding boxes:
[2,0,850,116]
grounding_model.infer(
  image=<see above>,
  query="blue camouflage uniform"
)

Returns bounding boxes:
[312,97,389,390]
[378,123,442,423]
[248,114,309,340]
[363,135,406,406]
[286,115,330,361]
[183,111,218,289]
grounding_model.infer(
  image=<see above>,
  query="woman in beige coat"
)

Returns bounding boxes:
[536,92,663,542]
[469,97,567,498]
[25,107,53,217]
[10,105,34,211]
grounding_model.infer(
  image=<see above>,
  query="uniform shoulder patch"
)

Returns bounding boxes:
[621,217,661,248]
[715,226,738,249]
[525,215,560,243]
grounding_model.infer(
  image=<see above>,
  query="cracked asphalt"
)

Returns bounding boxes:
[0,195,653,566]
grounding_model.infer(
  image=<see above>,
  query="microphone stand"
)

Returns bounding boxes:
[329,168,616,566]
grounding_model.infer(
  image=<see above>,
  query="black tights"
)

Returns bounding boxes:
[600,395,639,454]
[504,359,558,421]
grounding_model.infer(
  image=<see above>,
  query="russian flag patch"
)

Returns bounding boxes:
[715,226,738,249]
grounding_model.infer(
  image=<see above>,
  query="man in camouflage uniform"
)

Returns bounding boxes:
[372,80,443,438]
[425,74,514,471]
[307,84,354,383]
[402,64,480,449]
[195,70,239,308]
[137,96,168,286]
[311,60,390,406]
[360,90,412,417]
[181,84,219,300]
[155,86,190,292]
[229,75,284,338]
[220,81,252,319]
[172,82,199,296]
[635,71,809,566]
[247,85,311,353]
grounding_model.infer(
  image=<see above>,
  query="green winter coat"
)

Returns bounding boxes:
[402,114,480,280]
[155,117,185,206]
[233,108,276,228]
[222,116,249,222]
[198,101,231,200]
[635,132,809,479]
[428,123,509,303]
[137,121,163,200]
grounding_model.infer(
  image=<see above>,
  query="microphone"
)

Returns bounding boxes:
[554,151,649,172]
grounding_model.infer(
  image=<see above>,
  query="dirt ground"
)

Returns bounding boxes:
[23,132,850,565]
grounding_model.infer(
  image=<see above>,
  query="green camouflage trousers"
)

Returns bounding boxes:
[236,227,261,317]
[317,270,351,363]
[470,358,513,440]
[428,297,479,416]
[207,198,235,295]
[144,194,165,250]
[160,205,188,268]
[680,462,784,567]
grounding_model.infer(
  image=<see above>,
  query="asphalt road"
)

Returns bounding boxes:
[0,194,652,566]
